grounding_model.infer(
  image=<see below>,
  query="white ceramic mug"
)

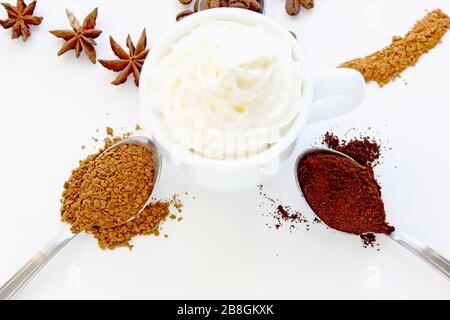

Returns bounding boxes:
[140,8,365,191]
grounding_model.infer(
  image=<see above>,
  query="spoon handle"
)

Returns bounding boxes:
[0,228,77,300]
[388,231,450,280]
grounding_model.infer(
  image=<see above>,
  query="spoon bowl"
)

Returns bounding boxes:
[0,136,162,299]
[100,136,162,219]
[294,147,450,280]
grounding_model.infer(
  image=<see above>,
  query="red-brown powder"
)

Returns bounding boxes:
[323,132,381,167]
[297,151,395,235]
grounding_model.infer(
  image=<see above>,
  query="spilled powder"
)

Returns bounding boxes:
[92,197,183,250]
[341,9,450,86]
[258,185,310,232]
[323,132,381,167]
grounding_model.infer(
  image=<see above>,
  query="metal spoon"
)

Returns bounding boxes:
[0,136,162,300]
[295,148,450,280]
[198,0,266,14]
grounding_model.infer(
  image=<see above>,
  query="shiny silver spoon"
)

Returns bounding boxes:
[198,0,266,14]
[0,136,162,300]
[295,148,450,280]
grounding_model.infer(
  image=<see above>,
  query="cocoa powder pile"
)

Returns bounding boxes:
[297,151,394,235]
[296,132,395,247]
[341,9,450,86]
[61,135,183,250]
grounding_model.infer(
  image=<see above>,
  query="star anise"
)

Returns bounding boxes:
[99,29,150,87]
[0,0,43,41]
[49,8,102,64]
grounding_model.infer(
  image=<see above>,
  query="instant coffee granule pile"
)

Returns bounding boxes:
[61,134,184,250]
[341,9,450,86]
[92,197,183,250]
[61,143,155,232]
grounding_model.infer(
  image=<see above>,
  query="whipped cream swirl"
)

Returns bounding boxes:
[147,19,306,159]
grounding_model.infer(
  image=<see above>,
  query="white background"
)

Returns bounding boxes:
[1,0,450,299]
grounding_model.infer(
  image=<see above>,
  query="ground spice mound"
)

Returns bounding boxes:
[341,9,450,86]
[61,144,155,232]
[323,132,380,167]
[297,152,395,235]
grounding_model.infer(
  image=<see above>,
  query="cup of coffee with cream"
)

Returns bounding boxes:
[140,8,365,191]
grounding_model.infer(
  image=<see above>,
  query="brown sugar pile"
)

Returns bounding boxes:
[341,9,450,86]
[61,134,183,250]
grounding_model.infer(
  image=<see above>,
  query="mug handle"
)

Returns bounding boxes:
[308,68,365,124]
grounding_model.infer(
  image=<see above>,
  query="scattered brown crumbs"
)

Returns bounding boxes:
[81,145,86,150]
[341,9,450,86]
[135,124,142,131]
[106,126,114,136]
[177,217,183,222]
[170,214,177,220]
[164,234,169,238]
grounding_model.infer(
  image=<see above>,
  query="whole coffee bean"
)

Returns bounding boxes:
[209,0,221,8]
[202,0,210,9]
[229,0,250,9]
[248,0,261,11]
[299,0,314,9]
[193,0,200,12]
[176,9,194,21]
[285,0,301,16]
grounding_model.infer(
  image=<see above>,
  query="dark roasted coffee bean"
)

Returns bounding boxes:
[209,0,221,8]
[299,0,314,9]
[285,0,301,16]
[176,9,194,21]
[193,0,200,11]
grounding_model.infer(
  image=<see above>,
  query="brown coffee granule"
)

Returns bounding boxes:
[61,142,155,232]
[92,201,170,250]
[341,9,450,86]
[61,135,184,250]
[106,126,114,136]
